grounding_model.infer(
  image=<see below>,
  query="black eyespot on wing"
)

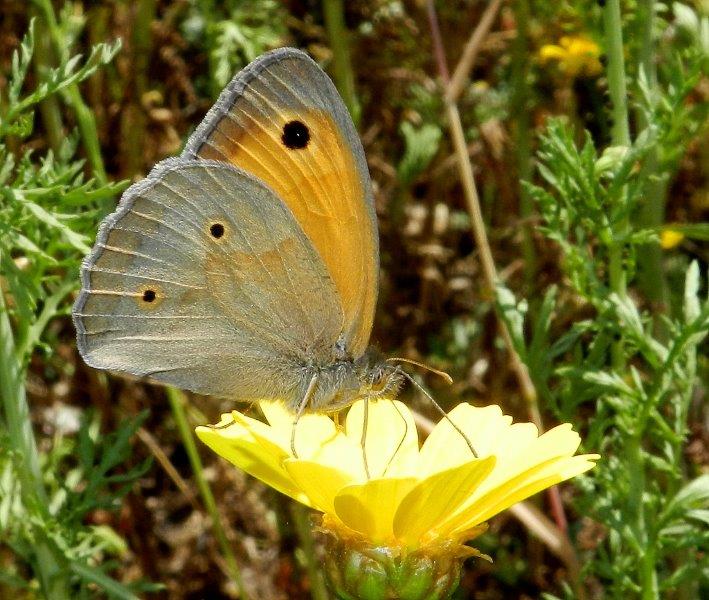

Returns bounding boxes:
[210,223,225,238]
[142,289,156,303]
[282,120,310,149]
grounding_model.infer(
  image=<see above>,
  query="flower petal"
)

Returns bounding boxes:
[392,456,496,546]
[438,453,599,536]
[259,400,366,480]
[334,477,418,543]
[345,400,419,479]
[418,404,517,475]
[196,419,311,507]
[539,44,567,62]
[259,401,340,458]
[473,423,582,499]
[284,460,353,514]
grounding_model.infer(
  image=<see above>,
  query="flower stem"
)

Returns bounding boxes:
[628,436,657,600]
[603,0,631,148]
[166,388,247,599]
[0,273,71,599]
[603,6,659,595]
[322,0,360,125]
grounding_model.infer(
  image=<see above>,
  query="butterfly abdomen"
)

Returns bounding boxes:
[288,353,402,414]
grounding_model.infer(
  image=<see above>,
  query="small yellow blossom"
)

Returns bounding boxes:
[539,36,603,78]
[660,229,685,249]
[197,400,598,552]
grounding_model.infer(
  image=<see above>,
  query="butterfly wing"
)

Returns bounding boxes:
[73,159,344,399]
[183,48,378,358]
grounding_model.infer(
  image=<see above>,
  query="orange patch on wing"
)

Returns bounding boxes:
[198,109,376,356]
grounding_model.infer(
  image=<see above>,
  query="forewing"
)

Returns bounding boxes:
[183,48,378,357]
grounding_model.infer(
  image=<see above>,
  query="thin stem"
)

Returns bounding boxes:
[510,0,537,289]
[425,0,542,431]
[446,0,503,103]
[604,7,659,594]
[627,436,656,600]
[634,0,670,318]
[603,0,630,370]
[509,503,586,600]
[0,271,71,599]
[33,16,63,153]
[291,503,330,600]
[122,0,156,178]
[166,388,247,599]
[322,0,360,125]
[34,0,107,183]
[604,0,631,148]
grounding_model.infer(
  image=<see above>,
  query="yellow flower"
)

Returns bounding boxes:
[196,400,598,552]
[660,229,684,249]
[539,36,603,78]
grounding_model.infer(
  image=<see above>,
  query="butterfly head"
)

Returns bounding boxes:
[356,349,404,401]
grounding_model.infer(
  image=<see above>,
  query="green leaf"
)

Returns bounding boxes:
[684,261,701,323]
[13,191,91,253]
[581,371,635,397]
[660,474,709,528]
[397,121,442,185]
[69,561,140,600]
[494,282,527,358]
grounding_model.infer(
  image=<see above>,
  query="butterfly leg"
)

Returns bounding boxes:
[360,395,371,480]
[382,399,409,477]
[291,374,319,458]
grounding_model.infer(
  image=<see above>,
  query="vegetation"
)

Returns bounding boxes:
[0,1,706,598]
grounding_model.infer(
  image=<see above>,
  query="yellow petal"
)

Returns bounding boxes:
[425,412,582,497]
[660,229,684,249]
[418,404,519,475]
[392,456,496,546]
[439,453,598,536]
[259,400,293,429]
[334,477,417,543]
[539,44,567,63]
[260,400,366,480]
[229,409,290,454]
[474,424,581,497]
[259,400,340,459]
[196,422,311,507]
[345,400,419,479]
[284,460,353,514]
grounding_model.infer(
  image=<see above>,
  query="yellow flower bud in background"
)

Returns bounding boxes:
[660,229,685,249]
[539,35,603,78]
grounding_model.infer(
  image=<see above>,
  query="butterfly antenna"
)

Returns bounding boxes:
[386,357,453,384]
[399,370,478,458]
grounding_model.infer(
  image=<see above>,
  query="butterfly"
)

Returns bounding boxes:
[72,48,404,425]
